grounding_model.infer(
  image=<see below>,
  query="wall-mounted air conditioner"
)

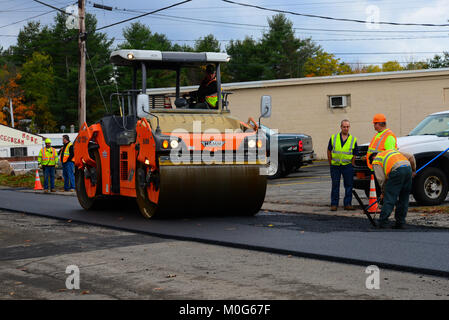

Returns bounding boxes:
[329,95,348,108]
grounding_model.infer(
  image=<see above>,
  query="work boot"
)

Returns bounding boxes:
[344,205,355,211]
[44,189,49,193]
[50,189,56,193]
[330,206,337,211]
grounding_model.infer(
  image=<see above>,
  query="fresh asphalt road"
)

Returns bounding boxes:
[3,210,448,300]
[0,186,448,277]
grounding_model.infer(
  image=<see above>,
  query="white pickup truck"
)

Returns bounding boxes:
[353,110,449,205]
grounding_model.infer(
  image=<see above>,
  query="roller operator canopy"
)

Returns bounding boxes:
[110,49,230,68]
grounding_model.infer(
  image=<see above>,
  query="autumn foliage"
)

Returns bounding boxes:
[0,67,34,127]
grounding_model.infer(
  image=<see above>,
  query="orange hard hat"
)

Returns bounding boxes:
[373,113,386,123]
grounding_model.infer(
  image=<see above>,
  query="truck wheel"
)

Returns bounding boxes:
[267,160,283,179]
[75,150,102,210]
[413,167,448,206]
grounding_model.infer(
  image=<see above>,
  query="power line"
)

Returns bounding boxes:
[333,52,445,55]
[0,11,51,13]
[314,36,449,41]
[102,5,449,34]
[97,5,449,40]
[0,9,56,29]
[94,0,192,32]
[222,0,449,27]
[342,62,426,65]
[32,0,70,15]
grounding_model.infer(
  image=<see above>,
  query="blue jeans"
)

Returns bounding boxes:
[378,166,412,226]
[330,164,354,206]
[63,161,75,191]
[43,166,55,190]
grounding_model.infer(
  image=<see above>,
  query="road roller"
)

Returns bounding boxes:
[74,49,271,218]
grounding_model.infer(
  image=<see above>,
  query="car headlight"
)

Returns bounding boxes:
[170,140,179,149]
[248,139,256,148]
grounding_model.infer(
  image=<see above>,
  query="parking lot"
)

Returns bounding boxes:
[264,160,449,228]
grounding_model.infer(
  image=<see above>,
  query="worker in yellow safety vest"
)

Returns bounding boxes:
[369,150,416,229]
[59,134,75,192]
[185,64,219,109]
[366,113,397,170]
[327,119,358,211]
[38,138,58,192]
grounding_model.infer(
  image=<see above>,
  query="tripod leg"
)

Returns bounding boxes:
[352,190,377,227]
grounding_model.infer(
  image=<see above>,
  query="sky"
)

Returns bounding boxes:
[1,0,449,67]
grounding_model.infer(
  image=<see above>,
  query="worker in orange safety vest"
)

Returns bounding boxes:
[366,113,398,171]
[369,150,416,229]
[59,134,75,192]
[184,64,219,109]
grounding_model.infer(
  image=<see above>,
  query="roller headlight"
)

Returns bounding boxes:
[248,139,256,148]
[162,140,169,149]
[170,140,179,149]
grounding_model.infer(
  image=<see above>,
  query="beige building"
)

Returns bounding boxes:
[150,68,449,159]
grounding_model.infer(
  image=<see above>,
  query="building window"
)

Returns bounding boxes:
[10,147,27,157]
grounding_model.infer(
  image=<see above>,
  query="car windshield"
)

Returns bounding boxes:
[409,113,449,137]
[260,125,278,136]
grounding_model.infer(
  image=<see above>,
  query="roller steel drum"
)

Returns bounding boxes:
[136,163,267,218]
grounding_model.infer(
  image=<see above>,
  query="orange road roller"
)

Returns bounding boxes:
[74,49,272,218]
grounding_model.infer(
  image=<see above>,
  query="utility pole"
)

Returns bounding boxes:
[78,0,86,129]
[9,98,14,128]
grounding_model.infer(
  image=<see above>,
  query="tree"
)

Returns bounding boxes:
[429,52,449,68]
[338,63,353,75]
[195,34,220,52]
[20,52,56,132]
[382,61,403,72]
[0,65,33,128]
[226,37,265,82]
[116,22,179,91]
[119,22,172,51]
[304,51,353,77]
[362,65,382,73]
[9,22,52,66]
[405,61,429,70]
[7,13,114,130]
[225,14,321,82]
[260,14,320,79]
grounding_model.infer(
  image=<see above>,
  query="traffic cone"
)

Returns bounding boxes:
[34,169,43,190]
[368,174,378,213]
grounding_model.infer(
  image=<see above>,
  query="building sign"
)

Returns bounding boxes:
[0,124,43,147]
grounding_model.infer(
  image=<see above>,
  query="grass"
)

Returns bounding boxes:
[0,172,65,189]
